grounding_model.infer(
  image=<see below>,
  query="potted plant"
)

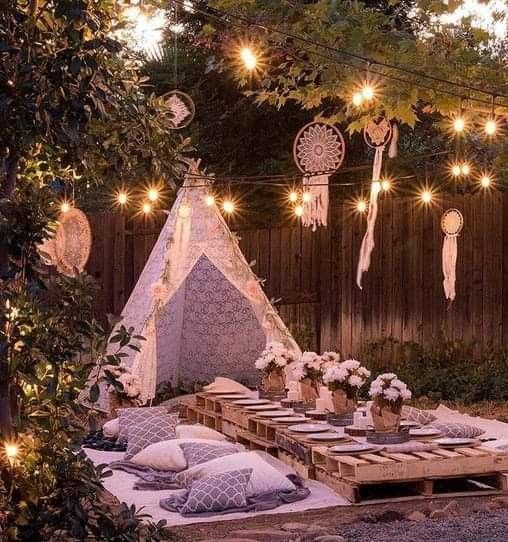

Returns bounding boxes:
[293,351,324,405]
[105,363,142,418]
[255,341,296,395]
[368,373,412,433]
[323,358,371,415]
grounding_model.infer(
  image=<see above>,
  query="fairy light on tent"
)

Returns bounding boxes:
[205,194,215,206]
[222,200,235,214]
[147,188,159,202]
[294,204,304,217]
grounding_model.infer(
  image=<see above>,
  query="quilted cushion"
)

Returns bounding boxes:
[179,442,239,468]
[176,424,226,442]
[430,422,485,438]
[175,451,296,496]
[117,406,167,444]
[180,469,252,514]
[125,414,178,460]
[402,406,437,425]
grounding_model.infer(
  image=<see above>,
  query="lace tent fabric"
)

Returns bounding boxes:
[441,208,464,302]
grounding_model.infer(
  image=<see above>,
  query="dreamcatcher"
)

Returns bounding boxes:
[293,121,346,231]
[38,208,92,277]
[165,90,195,130]
[356,117,398,288]
[441,208,463,302]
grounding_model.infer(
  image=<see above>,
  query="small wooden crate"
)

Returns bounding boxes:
[221,403,252,430]
[247,416,283,443]
[195,393,223,414]
[236,430,279,456]
[185,404,222,432]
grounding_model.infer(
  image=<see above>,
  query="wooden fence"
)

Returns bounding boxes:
[86,189,508,356]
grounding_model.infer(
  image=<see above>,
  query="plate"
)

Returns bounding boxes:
[217,395,251,400]
[329,444,379,454]
[232,399,271,405]
[258,410,294,418]
[435,437,478,447]
[288,424,329,433]
[276,416,309,423]
[409,428,442,438]
[205,390,245,395]
[245,404,279,411]
[308,432,346,441]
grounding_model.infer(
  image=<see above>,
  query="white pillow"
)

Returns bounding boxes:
[176,424,226,441]
[103,418,120,438]
[203,377,254,396]
[177,451,296,496]
[130,438,243,472]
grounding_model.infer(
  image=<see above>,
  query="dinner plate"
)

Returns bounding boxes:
[205,390,244,395]
[217,395,251,400]
[288,423,329,433]
[434,437,478,447]
[308,432,346,441]
[232,399,271,405]
[329,443,379,454]
[276,416,309,423]
[257,410,294,418]
[245,404,279,411]
[409,428,442,438]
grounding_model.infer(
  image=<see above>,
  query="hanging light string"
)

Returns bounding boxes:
[171,0,508,110]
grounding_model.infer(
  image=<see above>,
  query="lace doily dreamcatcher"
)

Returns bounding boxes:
[39,208,92,276]
[356,117,398,288]
[441,209,463,302]
[164,90,195,130]
[293,122,346,231]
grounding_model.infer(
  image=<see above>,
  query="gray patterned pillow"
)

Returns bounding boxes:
[430,422,485,439]
[125,414,178,459]
[117,406,167,444]
[181,469,252,514]
[179,442,239,469]
[402,406,437,425]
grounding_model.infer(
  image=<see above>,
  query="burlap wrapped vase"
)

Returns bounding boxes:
[331,389,357,415]
[261,368,285,393]
[299,377,319,405]
[370,400,402,433]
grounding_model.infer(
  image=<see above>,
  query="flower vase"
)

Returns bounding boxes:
[262,368,285,393]
[299,378,319,406]
[370,400,402,433]
[108,391,136,420]
[331,389,357,415]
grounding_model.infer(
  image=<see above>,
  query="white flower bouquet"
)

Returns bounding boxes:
[293,351,325,404]
[255,341,296,392]
[323,359,371,414]
[368,373,412,432]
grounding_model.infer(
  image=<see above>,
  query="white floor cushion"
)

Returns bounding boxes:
[175,451,296,497]
[202,377,254,396]
[130,438,243,472]
[176,424,226,441]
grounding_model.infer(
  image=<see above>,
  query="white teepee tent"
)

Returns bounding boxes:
[96,161,300,410]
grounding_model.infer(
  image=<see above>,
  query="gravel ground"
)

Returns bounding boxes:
[338,510,508,542]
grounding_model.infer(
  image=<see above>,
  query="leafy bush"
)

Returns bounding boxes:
[360,337,508,404]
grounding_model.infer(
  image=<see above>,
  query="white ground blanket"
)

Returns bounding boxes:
[85,448,348,526]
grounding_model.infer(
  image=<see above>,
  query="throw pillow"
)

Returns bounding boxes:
[103,417,120,438]
[202,377,253,396]
[180,469,252,514]
[175,451,296,496]
[179,442,239,468]
[130,438,242,472]
[431,422,485,438]
[125,413,178,460]
[176,424,226,442]
[117,406,167,444]
[402,406,437,425]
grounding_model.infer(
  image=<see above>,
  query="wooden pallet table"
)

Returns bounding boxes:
[236,430,279,455]
[312,445,508,504]
[195,393,224,414]
[185,404,222,432]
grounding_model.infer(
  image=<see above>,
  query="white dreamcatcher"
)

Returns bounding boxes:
[293,121,346,231]
[164,90,195,130]
[441,208,463,302]
[356,117,398,288]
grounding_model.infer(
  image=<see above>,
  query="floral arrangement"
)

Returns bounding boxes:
[323,359,371,396]
[293,351,324,382]
[255,341,297,373]
[369,373,412,405]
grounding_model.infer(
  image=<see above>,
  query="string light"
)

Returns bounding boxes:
[421,190,433,204]
[5,442,18,465]
[485,118,497,136]
[451,164,462,177]
[205,194,215,206]
[294,205,304,217]
[117,191,128,206]
[60,201,71,213]
[142,202,152,215]
[371,180,381,194]
[453,116,466,133]
[302,192,312,203]
[480,175,492,188]
[356,200,368,213]
[361,84,375,100]
[352,92,363,106]
[147,188,159,202]
[288,191,299,203]
[380,179,391,191]
[461,163,471,176]
[222,200,235,214]
[240,47,257,71]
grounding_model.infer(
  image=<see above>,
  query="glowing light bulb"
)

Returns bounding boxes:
[352,92,363,106]
[362,85,374,100]
[117,192,128,205]
[5,443,18,461]
[421,190,432,204]
[381,179,391,191]
[205,195,215,207]
[302,192,312,203]
[371,180,381,194]
[142,202,152,215]
[288,191,299,203]
[480,175,491,188]
[294,205,304,217]
[148,188,159,202]
[461,163,471,176]
[453,117,465,133]
[222,200,235,214]
[60,201,71,213]
[451,164,462,177]
[357,200,368,213]
[485,119,497,136]
[240,47,257,71]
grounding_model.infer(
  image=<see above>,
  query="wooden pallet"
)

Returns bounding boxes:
[236,430,279,455]
[185,404,222,432]
[195,393,224,414]
[278,450,316,480]
[221,403,252,430]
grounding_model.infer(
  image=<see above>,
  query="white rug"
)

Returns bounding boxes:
[84,448,348,526]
